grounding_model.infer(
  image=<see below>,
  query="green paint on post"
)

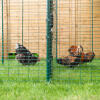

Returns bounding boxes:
[91,0,94,82]
[46,0,53,82]
[92,0,93,52]
[2,0,4,64]
[56,0,58,60]
[22,0,24,45]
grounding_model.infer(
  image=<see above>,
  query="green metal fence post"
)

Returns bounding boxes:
[56,0,58,60]
[2,0,4,64]
[46,0,53,82]
[22,0,24,45]
[91,0,93,82]
[92,0,93,52]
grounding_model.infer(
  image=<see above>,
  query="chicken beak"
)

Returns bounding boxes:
[16,43,20,49]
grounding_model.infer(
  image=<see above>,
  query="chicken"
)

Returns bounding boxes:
[16,43,30,55]
[80,52,95,63]
[57,45,95,68]
[57,55,81,68]
[15,43,40,65]
[68,45,83,57]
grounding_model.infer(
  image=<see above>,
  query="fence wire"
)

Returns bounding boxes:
[0,0,100,83]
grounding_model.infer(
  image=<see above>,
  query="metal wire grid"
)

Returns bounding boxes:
[0,0,100,83]
[0,0,47,82]
[52,0,100,83]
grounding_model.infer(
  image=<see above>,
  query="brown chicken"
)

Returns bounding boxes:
[68,45,83,57]
[80,52,95,63]
[57,45,95,68]
[57,55,81,68]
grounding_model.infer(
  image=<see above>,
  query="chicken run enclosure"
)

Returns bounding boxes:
[0,0,100,83]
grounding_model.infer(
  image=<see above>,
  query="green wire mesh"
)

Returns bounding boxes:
[1,0,100,84]
[52,0,97,83]
[1,0,47,82]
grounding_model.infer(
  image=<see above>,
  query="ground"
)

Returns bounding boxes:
[0,81,100,100]
[0,59,100,100]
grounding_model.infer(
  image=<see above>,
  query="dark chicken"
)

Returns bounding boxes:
[15,43,40,65]
[57,55,81,68]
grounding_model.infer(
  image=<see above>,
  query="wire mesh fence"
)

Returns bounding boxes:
[52,0,100,83]
[0,0,100,83]
[0,0,47,82]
